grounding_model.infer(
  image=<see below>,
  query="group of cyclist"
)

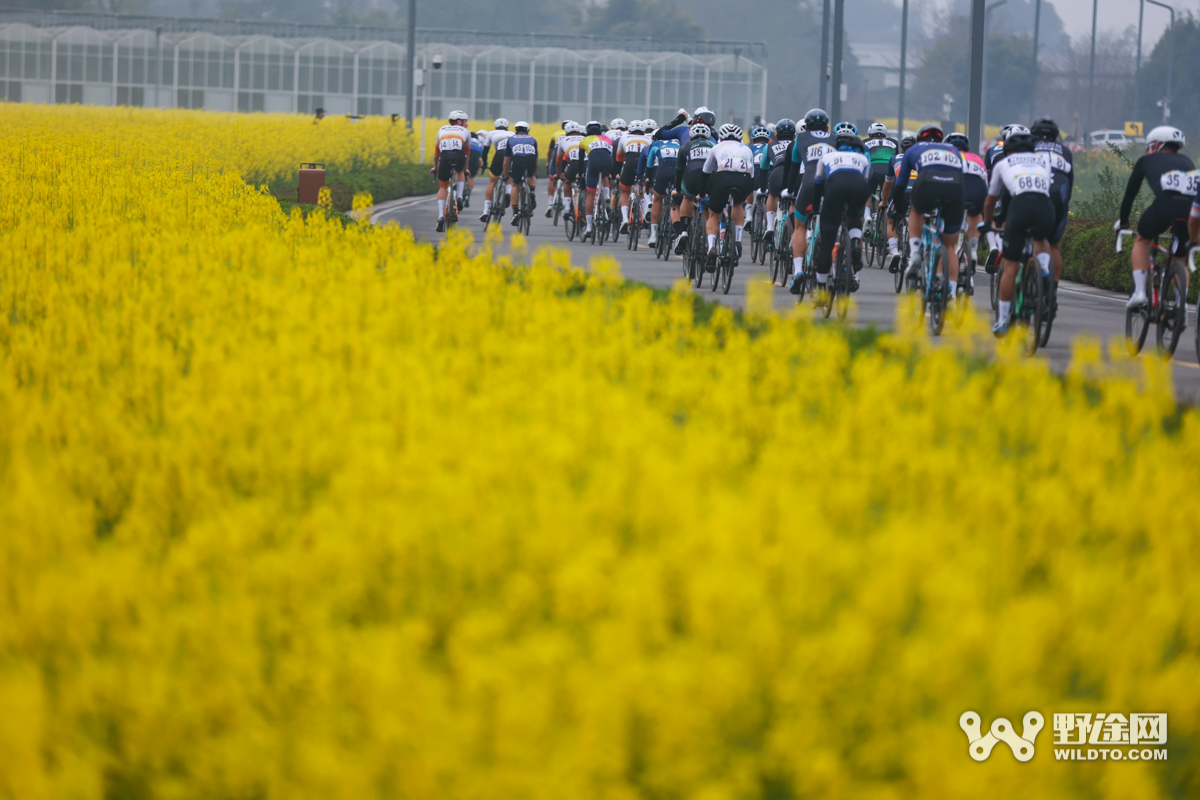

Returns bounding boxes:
[432,105,1198,340]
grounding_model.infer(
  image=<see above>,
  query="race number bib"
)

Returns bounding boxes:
[1048,154,1072,174]
[659,145,679,160]
[963,160,987,180]
[625,141,645,154]
[1013,172,1050,194]
[720,155,751,173]
[590,140,612,152]
[806,143,832,162]
[1161,170,1200,196]
[439,137,463,151]
[511,143,536,157]
[919,149,962,169]
[826,154,863,174]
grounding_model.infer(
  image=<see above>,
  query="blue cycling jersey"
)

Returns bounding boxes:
[638,140,680,180]
[893,142,963,195]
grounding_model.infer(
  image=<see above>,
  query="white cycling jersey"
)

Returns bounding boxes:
[988,152,1052,197]
[703,140,755,174]
[485,129,514,153]
[814,150,870,182]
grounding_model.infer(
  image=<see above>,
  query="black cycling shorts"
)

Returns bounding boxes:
[565,159,583,184]
[707,170,753,212]
[768,167,786,198]
[963,175,988,218]
[619,159,639,188]
[653,166,675,197]
[436,152,466,182]
[1048,179,1071,245]
[680,169,707,199]
[547,154,558,177]
[794,179,819,223]
[1001,192,1054,262]
[889,189,911,220]
[489,149,507,177]
[509,156,537,183]
[585,151,613,190]
[816,172,870,272]
[753,166,769,193]
[868,162,890,194]
[911,170,965,234]
[1137,193,1192,253]
[468,150,481,176]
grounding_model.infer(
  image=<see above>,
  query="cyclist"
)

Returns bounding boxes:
[983,131,1054,335]
[640,123,680,248]
[786,108,834,294]
[1191,192,1200,244]
[946,132,987,273]
[504,121,538,227]
[479,118,513,223]
[880,134,917,269]
[557,122,586,222]
[748,125,772,230]
[761,118,796,238]
[811,132,871,292]
[545,120,570,217]
[617,120,651,234]
[864,122,900,200]
[432,109,470,232]
[1116,125,1197,308]
[673,121,714,256]
[892,123,966,298]
[702,123,755,266]
[983,124,1021,262]
[580,120,615,241]
[466,129,486,206]
[1030,118,1073,290]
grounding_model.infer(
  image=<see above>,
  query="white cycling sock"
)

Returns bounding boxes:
[483,200,491,213]
[621,206,629,223]
[586,214,593,230]
[766,210,776,229]
[707,234,717,249]
[998,300,1012,323]
[968,237,979,259]
[455,181,465,197]
[1133,270,1147,295]
[816,272,828,285]
[1036,252,1051,275]
[734,225,743,242]
[987,231,999,251]
[909,237,921,258]
[888,236,899,253]
[793,256,804,276]
[438,199,446,217]
[949,279,958,296]
[849,228,862,240]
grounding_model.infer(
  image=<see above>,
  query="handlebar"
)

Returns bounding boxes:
[1115,229,1135,253]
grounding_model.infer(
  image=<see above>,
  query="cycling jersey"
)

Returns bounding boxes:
[786,129,834,194]
[638,140,679,180]
[580,134,614,157]
[762,139,792,171]
[988,152,1052,197]
[677,137,713,197]
[749,141,770,168]
[893,143,963,196]
[703,140,756,174]
[813,150,871,183]
[617,134,651,163]
[983,140,1006,173]
[865,136,900,166]
[558,134,583,164]
[962,151,987,182]
[1120,151,1198,222]
[506,133,538,160]
[436,125,470,155]
[889,151,916,190]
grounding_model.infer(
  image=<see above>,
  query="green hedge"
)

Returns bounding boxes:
[1059,219,1200,303]
[272,162,436,212]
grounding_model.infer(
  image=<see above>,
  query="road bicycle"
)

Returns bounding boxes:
[484,180,505,230]
[770,196,794,286]
[749,190,768,265]
[986,226,1046,356]
[688,198,709,288]
[953,221,977,326]
[905,204,951,336]
[862,190,883,269]
[654,180,675,261]
[797,209,820,303]
[549,178,565,227]
[565,175,586,242]
[626,184,643,251]
[1117,229,1189,358]
[444,181,460,231]
[590,189,613,246]
[509,175,532,236]
[891,211,908,294]
[711,196,739,295]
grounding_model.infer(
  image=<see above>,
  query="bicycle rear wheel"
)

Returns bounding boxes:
[835,227,851,320]
[1037,275,1056,348]
[986,250,1000,310]
[1155,261,1188,358]
[862,213,877,271]
[1021,257,1044,356]
[929,245,949,336]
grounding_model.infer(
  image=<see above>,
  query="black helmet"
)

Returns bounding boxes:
[945,132,970,151]
[775,118,797,139]
[917,123,943,142]
[900,135,916,150]
[836,133,865,153]
[585,120,602,136]
[1030,118,1059,142]
[1004,132,1037,154]
[804,108,830,132]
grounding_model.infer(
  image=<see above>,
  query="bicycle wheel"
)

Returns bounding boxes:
[986,250,1000,310]
[862,214,877,271]
[835,227,851,320]
[1021,257,1044,356]
[1126,299,1151,355]
[1037,275,1056,348]
[929,245,949,336]
[553,194,562,227]
[1155,261,1188,358]
[692,225,706,288]
[893,219,907,294]
[710,235,721,292]
[721,228,735,295]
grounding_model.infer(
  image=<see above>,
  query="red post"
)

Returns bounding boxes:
[298,162,326,205]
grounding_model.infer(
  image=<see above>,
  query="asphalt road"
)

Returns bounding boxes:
[372,193,1200,401]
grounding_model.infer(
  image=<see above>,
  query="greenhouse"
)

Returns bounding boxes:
[0,11,767,125]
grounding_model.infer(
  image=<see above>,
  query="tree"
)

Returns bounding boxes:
[1134,14,1200,135]
[582,0,705,40]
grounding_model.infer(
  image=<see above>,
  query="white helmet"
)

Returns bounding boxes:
[689,122,711,140]
[449,110,469,123]
[1147,125,1186,149]
[718,123,743,141]
[797,120,808,132]
[514,121,529,132]
[494,118,509,129]
[568,122,585,135]
[1007,125,1031,136]
[475,129,489,139]
[629,119,644,133]
[867,122,888,137]
[610,118,627,130]
[643,117,656,130]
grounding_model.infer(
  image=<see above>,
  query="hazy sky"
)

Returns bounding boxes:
[1013,0,1197,41]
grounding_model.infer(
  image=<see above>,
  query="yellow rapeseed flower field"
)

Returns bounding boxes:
[1,104,1198,800]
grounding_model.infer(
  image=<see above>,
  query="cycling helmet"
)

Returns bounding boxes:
[643,117,656,130]
[718,123,743,141]
[449,110,469,123]
[585,121,603,136]
[945,132,970,151]
[601,124,610,133]
[562,119,577,130]
[917,123,943,142]
[1030,118,1059,142]
[566,122,585,135]
[514,121,529,133]
[867,122,889,137]
[475,128,489,139]
[628,119,644,133]
[834,121,857,136]
[797,120,808,132]
[611,118,626,130]
[689,122,711,140]
[494,118,509,129]
[1003,132,1036,154]
[804,108,830,131]
[775,118,797,139]
[999,124,1015,140]
[836,134,865,153]
[693,106,716,127]
[750,125,771,141]
[1008,125,1031,136]
[900,135,916,150]
[1146,125,1186,151]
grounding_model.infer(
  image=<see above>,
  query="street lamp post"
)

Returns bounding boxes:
[1134,0,1144,121]
[831,0,845,121]
[1086,0,1098,140]
[406,0,416,121]
[1146,0,1175,123]
[898,0,909,137]
[1029,0,1041,120]
[979,0,1006,142]
[819,0,831,108]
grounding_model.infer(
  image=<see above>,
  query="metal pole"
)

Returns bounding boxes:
[405,0,416,120]
[898,0,908,137]
[1029,0,1041,120]
[966,0,985,151]
[819,0,831,108]
[980,0,1006,143]
[1146,0,1174,121]
[1087,0,1098,139]
[831,0,844,121]
[1134,0,1144,121]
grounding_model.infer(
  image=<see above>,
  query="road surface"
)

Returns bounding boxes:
[371,194,1200,401]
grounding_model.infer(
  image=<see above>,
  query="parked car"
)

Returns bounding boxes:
[1087,129,1131,151]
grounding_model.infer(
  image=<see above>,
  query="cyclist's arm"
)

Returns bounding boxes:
[983,193,998,226]
[1119,157,1146,226]
[503,153,511,179]
[892,150,914,196]
[880,175,894,206]
[675,149,688,185]
[1189,198,1200,243]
